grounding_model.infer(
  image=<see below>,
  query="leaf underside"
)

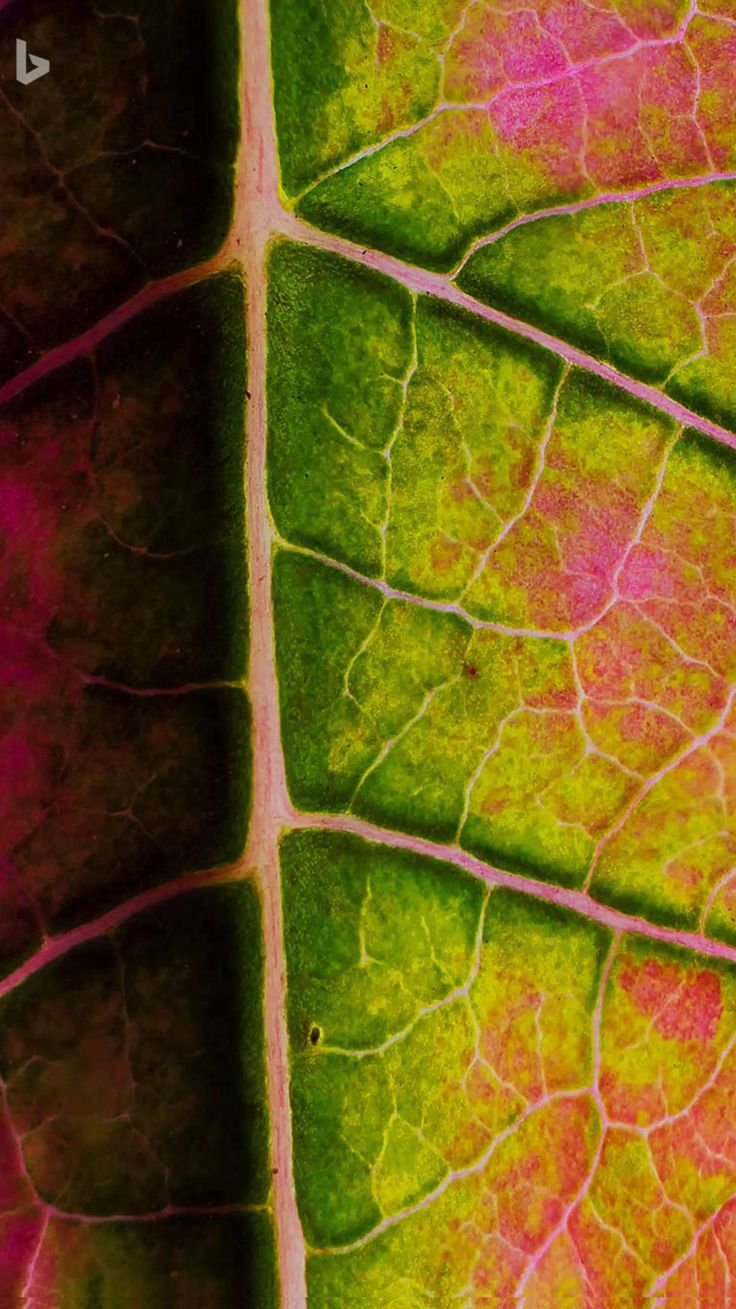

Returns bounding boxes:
[3,0,736,1304]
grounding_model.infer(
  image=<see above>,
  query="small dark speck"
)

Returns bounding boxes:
[309,1025,321,1046]
[464,664,479,679]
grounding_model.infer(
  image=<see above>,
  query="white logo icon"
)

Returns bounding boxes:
[16,38,50,86]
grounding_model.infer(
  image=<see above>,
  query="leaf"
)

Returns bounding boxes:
[4,0,736,1303]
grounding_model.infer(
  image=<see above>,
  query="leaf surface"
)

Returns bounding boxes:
[283,831,736,1306]
[269,241,736,938]
[0,0,237,382]
[0,0,275,1299]
[0,884,275,1304]
[264,4,736,1302]
[458,182,736,431]
[277,0,736,271]
[4,0,736,1303]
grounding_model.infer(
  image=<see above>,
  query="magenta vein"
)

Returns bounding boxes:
[452,170,736,274]
[281,210,736,454]
[292,811,736,966]
[0,861,247,1003]
[0,255,226,408]
[42,1202,268,1227]
[649,1203,726,1301]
